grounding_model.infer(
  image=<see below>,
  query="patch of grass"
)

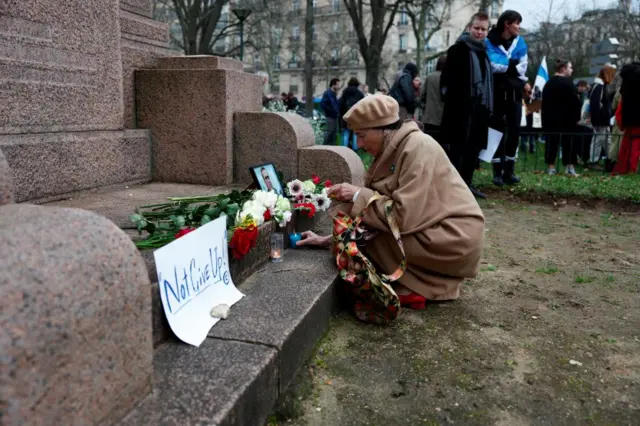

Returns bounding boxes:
[474,169,640,203]
[606,338,617,344]
[605,274,616,283]
[481,264,498,272]
[600,212,623,228]
[575,276,594,284]
[536,264,559,274]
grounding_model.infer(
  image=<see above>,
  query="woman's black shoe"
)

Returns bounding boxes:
[470,186,487,199]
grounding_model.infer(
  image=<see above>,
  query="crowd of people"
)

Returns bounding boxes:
[291,9,639,320]
[317,10,639,200]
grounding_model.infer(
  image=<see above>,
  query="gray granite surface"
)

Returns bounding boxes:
[120,339,278,426]
[208,249,338,392]
[0,204,152,425]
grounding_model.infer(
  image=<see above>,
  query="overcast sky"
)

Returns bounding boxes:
[503,0,616,29]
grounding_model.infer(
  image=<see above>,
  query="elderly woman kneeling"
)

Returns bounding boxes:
[298,95,485,309]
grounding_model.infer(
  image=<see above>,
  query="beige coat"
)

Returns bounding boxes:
[348,121,485,300]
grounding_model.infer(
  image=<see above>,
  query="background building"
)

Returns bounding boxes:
[153,0,502,98]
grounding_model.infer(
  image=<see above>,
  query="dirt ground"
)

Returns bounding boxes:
[270,197,640,426]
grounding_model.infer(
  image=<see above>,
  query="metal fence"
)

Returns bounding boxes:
[422,127,639,175]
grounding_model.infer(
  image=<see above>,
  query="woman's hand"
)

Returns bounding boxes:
[327,183,360,202]
[296,231,331,248]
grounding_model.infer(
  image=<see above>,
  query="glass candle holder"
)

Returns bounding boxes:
[270,232,284,263]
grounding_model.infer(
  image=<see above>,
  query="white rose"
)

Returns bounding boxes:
[275,196,291,212]
[253,190,278,209]
[239,200,266,225]
[302,180,316,194]
[278,211,293,227]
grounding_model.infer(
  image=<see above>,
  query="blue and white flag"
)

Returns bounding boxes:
[534,56,549,93]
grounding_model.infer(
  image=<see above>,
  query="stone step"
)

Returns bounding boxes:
[44,181,246,227]
[44,181,269,346]
[120,249,338,426]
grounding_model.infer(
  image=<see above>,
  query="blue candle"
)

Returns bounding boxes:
[289,232,302,248]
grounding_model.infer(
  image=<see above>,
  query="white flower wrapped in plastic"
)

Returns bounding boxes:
[236,199,267,226]
[272,195,293,227]
[252,190,278,210]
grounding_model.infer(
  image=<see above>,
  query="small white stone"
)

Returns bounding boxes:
[532,316,539,320]
[435,407,442,412]
[210,304,230,319]
[316,407,321,412]
[569,359,583,366]
[597,399,601,403]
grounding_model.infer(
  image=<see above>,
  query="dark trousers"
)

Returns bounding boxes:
[423,123,449,157]
[449,142,480,186]
[492,89,522,163]
[544,131,579,166]
[324,117,338,145]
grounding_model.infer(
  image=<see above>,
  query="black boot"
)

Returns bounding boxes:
[503,160,520,185]
[605,159,615,173]
[469,186,487,199]
[492,163,504,186]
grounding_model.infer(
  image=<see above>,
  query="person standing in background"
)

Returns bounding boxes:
[612,62,640,175]
[420,55,446,143]
[541,59,582,176]
[520,82,536,154]
[587,65,616,169]
[485,10,528,186]
[339,77,365,150]
[441,12,493,199]
[389,62,419,119]
[320,78,341,145]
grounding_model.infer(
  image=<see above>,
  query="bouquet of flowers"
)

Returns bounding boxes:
[286,174,332,218]
[236,190,293,228]
[129,190,292,260]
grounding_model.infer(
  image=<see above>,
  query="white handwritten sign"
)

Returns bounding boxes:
[153,216,243,347]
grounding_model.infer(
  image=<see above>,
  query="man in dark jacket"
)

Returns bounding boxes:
[441,12,493,199]
[338,77,365,150]
[389,62,419,119]
[320,78,341,145]
[485,10,528,186]
[541,59,582,176]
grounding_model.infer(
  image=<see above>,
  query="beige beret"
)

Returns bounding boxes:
[342,94,400,131]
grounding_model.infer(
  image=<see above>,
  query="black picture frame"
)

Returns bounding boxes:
[248,163,284,195]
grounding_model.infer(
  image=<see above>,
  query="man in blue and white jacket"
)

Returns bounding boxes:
[485,10,528,186]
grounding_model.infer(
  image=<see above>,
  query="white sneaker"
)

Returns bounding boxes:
[566,166,579,177]
[547,168,557,176]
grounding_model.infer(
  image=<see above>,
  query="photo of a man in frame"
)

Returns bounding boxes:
[251,163,283,195]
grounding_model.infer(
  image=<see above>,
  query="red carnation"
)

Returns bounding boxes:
[311,174,321,185]
[174,227,196,239]
[324,180,332,188]
[263,209,272,221]
[230,225,258,259]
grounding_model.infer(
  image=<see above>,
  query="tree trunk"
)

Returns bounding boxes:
[365,54,381,92]
[304,0,315,116]
[415,8,426,72]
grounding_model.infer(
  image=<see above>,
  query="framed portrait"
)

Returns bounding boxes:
[249,163,283,195]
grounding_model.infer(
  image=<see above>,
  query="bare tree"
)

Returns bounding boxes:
[169,0,242,55]
[404,0,455,72]
[304,0,315,115]
[243,1,291,93]
[343,0,404,91]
